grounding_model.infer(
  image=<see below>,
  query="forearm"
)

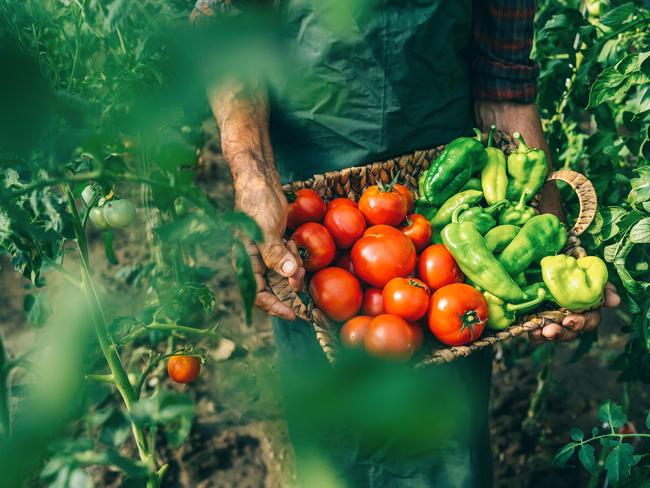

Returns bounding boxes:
[207,80,281,205]
[474,101,565,219]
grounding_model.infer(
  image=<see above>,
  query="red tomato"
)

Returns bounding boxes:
[428,283,487,346]
[167,355,201,384]
[382,277,430,322]
[323,205,366,249]
[364,314,416,362]
[358,185,407,226]
[407,322,424,351]
[286,189,326,230]
[291,223,336,272]
[334,252,356,275]
[328,197,357,211]
[400,214,432,251]
[351,225,416,288]
[394,184,414,214]
[309,267,363,322]
[362,287,384,316]
[418,244,464,290]
[340,315,372,349]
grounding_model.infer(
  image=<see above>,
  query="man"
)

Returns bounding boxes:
[193,1,620,485]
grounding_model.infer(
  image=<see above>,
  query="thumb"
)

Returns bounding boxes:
[259,235,300,277]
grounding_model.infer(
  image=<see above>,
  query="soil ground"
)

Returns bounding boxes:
[1,130,648,487]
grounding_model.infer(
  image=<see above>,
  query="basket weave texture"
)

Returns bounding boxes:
[267,132,598,367]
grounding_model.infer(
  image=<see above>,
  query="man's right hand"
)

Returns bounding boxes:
[236,175,305,320]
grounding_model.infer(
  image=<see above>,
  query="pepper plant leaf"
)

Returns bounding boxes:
[578,444,598,476]
[604,443,637,485]
[597,401,627,430]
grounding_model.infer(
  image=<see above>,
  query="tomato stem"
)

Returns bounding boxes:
[459,310,483,340]
[65,186,157,477]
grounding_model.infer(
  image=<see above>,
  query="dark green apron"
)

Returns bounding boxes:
[267,1,493,486]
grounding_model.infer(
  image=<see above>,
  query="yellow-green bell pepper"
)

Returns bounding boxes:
[540,255,608,310]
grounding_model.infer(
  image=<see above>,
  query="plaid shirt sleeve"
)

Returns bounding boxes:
[471,0,540,103]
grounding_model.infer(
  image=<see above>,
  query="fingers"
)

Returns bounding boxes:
[259,234,302,279]
[604,282,621,308]
[285,240,305,292]
[563,310,600,334]
[255,290,296,320]
[530,309,602,345]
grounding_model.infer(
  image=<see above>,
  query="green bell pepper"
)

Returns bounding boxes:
[484,284,547,331]
[506,132,548,202]
[441,207,530,303]
[499,191,537,226]
[419,129,488,206]
[462,177,482,192]
[481,125,508,205]
[414,199,438,221]
[484,224,520,253]
[430,190,483,228]
[457,201,508,235]
[541,255,608,310]
[498,214,568,277]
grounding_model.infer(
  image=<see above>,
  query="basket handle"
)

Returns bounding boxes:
[547,169,597,236]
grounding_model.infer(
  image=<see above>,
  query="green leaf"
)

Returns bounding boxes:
[599,2,635,29]
[570,427,584,442]
[232,239,256,325]
[646,410,650,430]
[629,166,650,205]
[579,444,598,476]
[23,292,50,327]
[102,230,118,265]
[605,443,637,485]
[554,442,577,466]
[630,218,650,243]
[598,401,627,429]
[588,67,626,108]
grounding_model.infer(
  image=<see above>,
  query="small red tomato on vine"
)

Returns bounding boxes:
[382,277,430,322]
[286,189,326,230]
[400,213,432,251]
[428,283,487,346]
[167,355,201,384]
[291,223,336,272]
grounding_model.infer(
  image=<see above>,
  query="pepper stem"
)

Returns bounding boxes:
[514,190,528,209]
[485,200,509,215]
[451,204,470,223]
[506,286,547,312]
[487,125,496,148]
[513,132,529,151]
[473,128,483,142]
[285,191,297,203]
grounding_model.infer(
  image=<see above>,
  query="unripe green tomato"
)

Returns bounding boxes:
[102,200,136,228]
[81,185,98,207]
[89,207,109,229]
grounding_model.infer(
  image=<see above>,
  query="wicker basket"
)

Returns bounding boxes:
[267,132,598,368]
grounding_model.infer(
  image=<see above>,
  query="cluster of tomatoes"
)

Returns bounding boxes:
[287,182,488,363]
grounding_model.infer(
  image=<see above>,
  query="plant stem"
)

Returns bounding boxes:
[0,332,10,438]
[65,187,155,473]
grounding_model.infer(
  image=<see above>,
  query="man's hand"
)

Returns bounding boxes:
[474,101,621,342]
[235,171,305,320]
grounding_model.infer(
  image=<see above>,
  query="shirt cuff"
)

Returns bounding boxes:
[471,56,540,104]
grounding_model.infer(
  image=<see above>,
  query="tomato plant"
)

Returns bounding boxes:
[428,284,487,346]
[309,267,363,322]
[351,225,416,287]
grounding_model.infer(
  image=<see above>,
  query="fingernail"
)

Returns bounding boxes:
[281,260,296,275]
